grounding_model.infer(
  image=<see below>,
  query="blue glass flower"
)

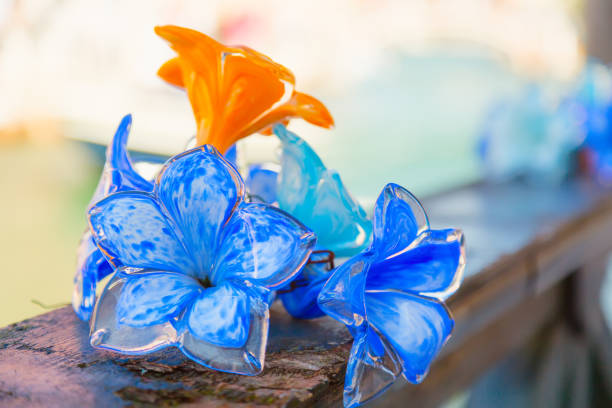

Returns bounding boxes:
[478,84,582,183]
[317,183,465,408]
[249,125,372,319]
[87,144,316,375]
[73,114,154,321]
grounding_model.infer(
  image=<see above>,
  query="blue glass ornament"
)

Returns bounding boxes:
[478,84,582,183]
[318,183,465,408]
[73,114,154,321]
[88,144,316,375]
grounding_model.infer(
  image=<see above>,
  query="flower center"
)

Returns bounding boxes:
[198,276,213,288]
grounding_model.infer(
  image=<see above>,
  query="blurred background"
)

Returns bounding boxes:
[0,0,611,405]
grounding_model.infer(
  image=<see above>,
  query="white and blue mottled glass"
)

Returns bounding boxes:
[478,84,582,183]
[245,125,372,319]
[87,144,316,375]
[317,183,465,408]
[73,114,154,321]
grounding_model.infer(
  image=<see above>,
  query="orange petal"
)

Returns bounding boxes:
[155,25,334,153]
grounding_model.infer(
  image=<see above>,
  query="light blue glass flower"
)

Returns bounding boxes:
[317,183,465,408]
[87,144,316,375]
[73,114,154,321]
[478,84,582,183]
[247,125,372,319]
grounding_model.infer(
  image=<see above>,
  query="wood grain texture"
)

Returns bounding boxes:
[2,180,612,407]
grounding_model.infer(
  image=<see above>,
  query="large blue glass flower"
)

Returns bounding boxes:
[318,183,465,408]
[73,114,154,321]
[247,125,372,319]
[87,144,316,375]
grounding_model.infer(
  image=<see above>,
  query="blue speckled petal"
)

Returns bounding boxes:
[72,231,114,321]
[88,192,194,273]
[246,164,278,203]
[89,115,154,207]
[179,283,270,375]
[366,229,465,300]
[343,327,402,408]
[317,255,368,328]
[116,271,201,327]
[155,146,244,276]
[90,271,178,355]
[275,125,372,257]
[372,183,429,259]
[184,282,250,348]
[364,291,454,383]
[212,203,316,289]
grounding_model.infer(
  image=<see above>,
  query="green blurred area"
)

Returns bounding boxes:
[0,141,100,326]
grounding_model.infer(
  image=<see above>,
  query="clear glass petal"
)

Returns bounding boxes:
[89,272,178,355]
[372,183,430,258]
[317,255,368,328]
[275,125,372,257]
[184,282,250,348]
[343,327,402,408]
[116,271,201,327]
[73,231,113,321]
[364,290,454,383]
[366,229,466,300]
[245,164,278,204]
[155,145,244,276]
[88,192,194,273]
[179,283,269,375]
[211,203,316,289]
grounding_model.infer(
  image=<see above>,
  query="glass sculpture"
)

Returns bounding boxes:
[88,145,315,375]
[318,183,465,407]
[74,24,466,407]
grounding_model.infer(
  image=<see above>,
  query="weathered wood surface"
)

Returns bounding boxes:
[2,181,612,407]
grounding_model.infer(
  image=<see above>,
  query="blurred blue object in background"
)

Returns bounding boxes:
[478,84,583,184]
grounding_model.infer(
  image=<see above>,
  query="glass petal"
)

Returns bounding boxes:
[211,203,316,289]
[372,183,429,258]
[116,271,201,327]
[343,327,402,408]
[366,229,465,300]
[179,283,269,375]
[155,146,243,276]
[89,114,153,207]
[364,291,454,383]
[88,192,194,273]
[246,164,278,204]
[278,264,329,319]
[72,231,113,321]
[275,125,372,257]
[89,272,178,355]
[317,255,368,328]
[184,282,250,348]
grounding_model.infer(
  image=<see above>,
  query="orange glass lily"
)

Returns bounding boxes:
[155,25,334,154]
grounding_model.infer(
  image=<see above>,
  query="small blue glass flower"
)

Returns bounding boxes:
[317,183,465,408]
[247,125,372,319]
[73,114,154,321]
[87,144,316,375]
